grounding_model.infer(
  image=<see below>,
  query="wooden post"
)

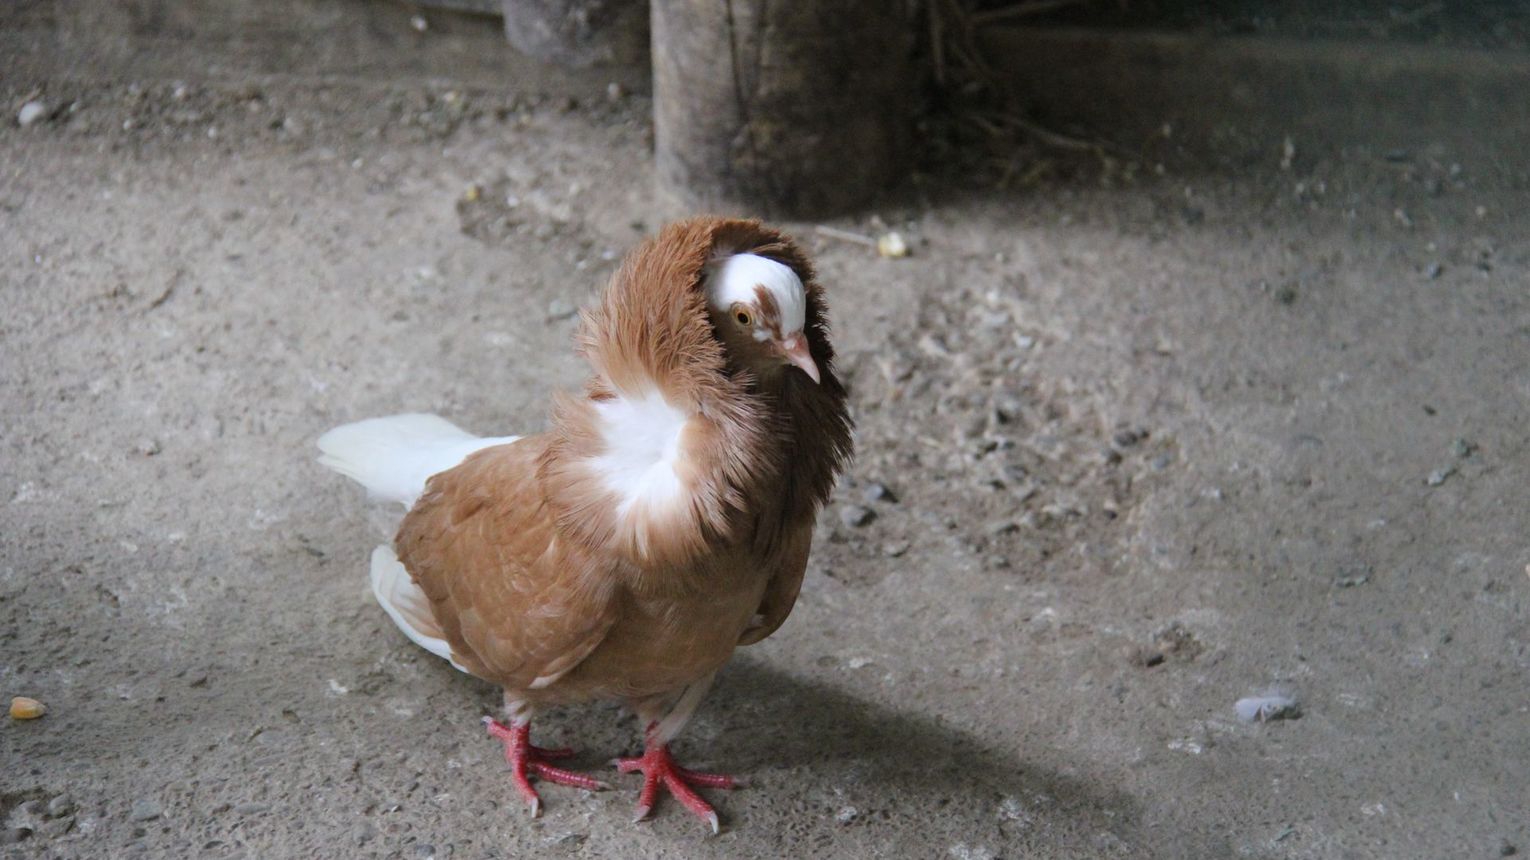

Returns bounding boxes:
[652,0,914,217]
[501,0,648,67]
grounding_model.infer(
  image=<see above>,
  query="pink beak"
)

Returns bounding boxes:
[778,334,821,384]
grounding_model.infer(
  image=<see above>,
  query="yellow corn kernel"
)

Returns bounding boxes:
[10,696,46,720]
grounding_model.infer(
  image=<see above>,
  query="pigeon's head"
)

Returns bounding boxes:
[704,253,820,385]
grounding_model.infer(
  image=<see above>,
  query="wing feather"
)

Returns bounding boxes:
[735,524,812,646]
[395,436,621,691]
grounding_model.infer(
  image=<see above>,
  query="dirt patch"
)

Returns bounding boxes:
[3,4,1528,858]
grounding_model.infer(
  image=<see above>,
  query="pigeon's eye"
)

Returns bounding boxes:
[734,308,753,326]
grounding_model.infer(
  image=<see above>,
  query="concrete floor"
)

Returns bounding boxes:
[3,3,1528,858]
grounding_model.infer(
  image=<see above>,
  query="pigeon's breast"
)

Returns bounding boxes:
[587,387,694,520]
[532,558,771,704]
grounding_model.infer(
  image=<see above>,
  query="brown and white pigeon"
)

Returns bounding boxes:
[318,217,853,831]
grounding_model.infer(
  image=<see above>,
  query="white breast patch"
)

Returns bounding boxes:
[589,388,693,518]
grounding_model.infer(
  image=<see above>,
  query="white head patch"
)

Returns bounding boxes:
[706,253,807,338]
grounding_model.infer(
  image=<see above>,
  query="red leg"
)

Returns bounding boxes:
[613,726,740,834]
[483,717,608,816]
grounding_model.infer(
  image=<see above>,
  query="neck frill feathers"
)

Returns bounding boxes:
[537,218,852,570]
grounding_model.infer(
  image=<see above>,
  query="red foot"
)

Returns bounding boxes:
[484,717,608,816]
[614,737,739,833]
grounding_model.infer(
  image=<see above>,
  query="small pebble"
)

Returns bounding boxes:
[862,482,897,503]
[1426,466,1455,486]
[130,799,162,822]
[17,100,49,127]
[1451,438,1475,458]
[1393,208,1414,228]
[1126,645,1165,668]
[135,438,162,456]
[917,333,951,358]
[1235,694,1300,723]
[353,822,378,844]
[882,541,910,558]
[1150,454,1173,471]
[987,520,1019,536]
[1500,839,1517,856]
[839,505,875,528]
[409,15,429,32]
[1425,261,1443,280]
[9,696,46,720]
[1112,429,1143,448]
[1334,571,1370,588]
[545,299,578,321]
[605,82,626,101]
[46,795,74,818]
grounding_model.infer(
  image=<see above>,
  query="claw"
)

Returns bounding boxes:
[484,718,605,816]
[614,741,738,833]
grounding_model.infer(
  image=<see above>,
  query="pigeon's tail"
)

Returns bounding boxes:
[317,413,519,509]
[369,544,468,672]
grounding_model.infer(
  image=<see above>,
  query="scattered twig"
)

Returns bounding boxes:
[146,284,176,311]
[144,269,183,312]
[815,225,879,248]
[1002,117,1102,153]
[924,0,1136,181]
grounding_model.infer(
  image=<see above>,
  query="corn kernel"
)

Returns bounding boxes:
[876,231,909,259]
[10,696,46,720]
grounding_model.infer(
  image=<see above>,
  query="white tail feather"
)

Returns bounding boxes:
[321,413,518,672]
[369,545,468,673]
[317,413,518,508]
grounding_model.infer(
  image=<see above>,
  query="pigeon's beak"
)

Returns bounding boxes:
[777,333,821,384]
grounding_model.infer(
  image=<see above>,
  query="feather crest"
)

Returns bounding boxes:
[539,217,852,579]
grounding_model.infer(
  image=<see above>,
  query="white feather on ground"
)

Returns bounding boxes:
[1235,693,1300,722]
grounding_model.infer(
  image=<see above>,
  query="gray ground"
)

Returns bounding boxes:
[4,4,1528,859]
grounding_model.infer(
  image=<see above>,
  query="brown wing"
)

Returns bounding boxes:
[736,523,812,647]
[394,435,622,691]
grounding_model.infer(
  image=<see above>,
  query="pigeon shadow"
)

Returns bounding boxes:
[688,656,1145,850]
